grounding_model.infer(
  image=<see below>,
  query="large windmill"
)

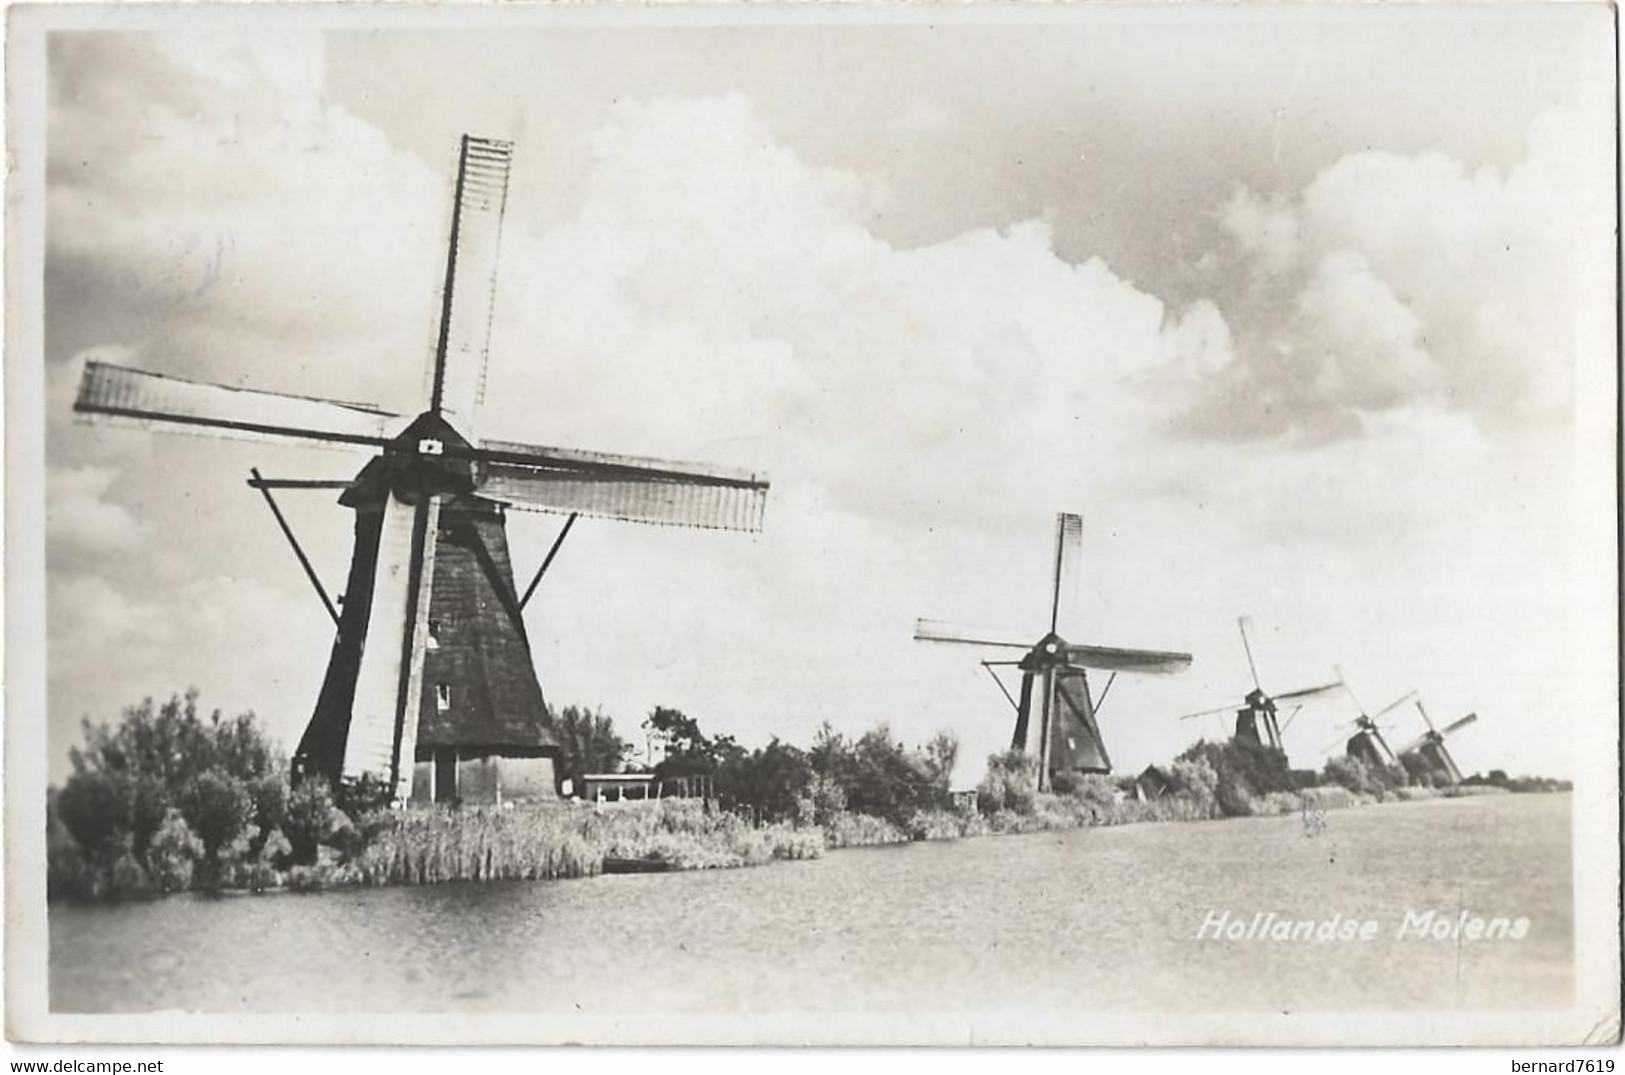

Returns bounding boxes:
[72,135,769,806]
[1175,616,1342,754]
[1395,701,1478,785]
[914,513,1192,791]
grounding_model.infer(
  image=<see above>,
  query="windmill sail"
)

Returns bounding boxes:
[1050,512,1084,636]
[1393,731,1433,757]
[914,619,1034,649]
[1063,642,1192,674]
[476,438,769,531]
[1441,712,1479,736]
[342,493,441,798]
[1271,679,1345,704]
[1372,690,1419,721]
[1237,615,1263,690]
[74,361,400,447]
[429,136,513,429]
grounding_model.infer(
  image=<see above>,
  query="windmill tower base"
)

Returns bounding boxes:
[409,751,559,806]
[1346,731,1393,772]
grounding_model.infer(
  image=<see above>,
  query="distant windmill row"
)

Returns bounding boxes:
[912,520,1480,791]
[70,134,1481,805]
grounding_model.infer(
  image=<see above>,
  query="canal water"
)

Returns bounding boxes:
[50,793,1572,1015]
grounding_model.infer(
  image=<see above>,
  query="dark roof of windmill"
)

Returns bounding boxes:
[415,495,559,754]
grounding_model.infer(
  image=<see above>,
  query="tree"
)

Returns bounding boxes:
[1176,738,1296,816]
[553,705,631,782]
[282,777,340,865]
[52,689,289,899]
[842,725,937,824]
[147,811,204,893]
[71,690,276,791]
[55,770,133,864]
[920,731,960,793]
[718,738,814,822]
[978,749,1038,815]
[178,769,255,882]
[647,707,741,778]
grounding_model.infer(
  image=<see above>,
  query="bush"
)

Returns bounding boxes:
[822,811,910,848]
[717,738,814,823]
[765,826,826,860]
[146,811,204,893]
[47,799,95,901]
[335,774,395,817]
[106,852,155,901]
[1299,785,1367,812]
[1251,790,1305,816]
[261,826,292,858]
[1175,739,1294,817]
[1167,756,1220,818]
[178,769,255,885]
[795,779,847,827]
[1068,774,1121,814]
[283,778,341,864]
[978,750,1038,816]
[840,726,943,824]
[54,770,129,863]
[248,774,290,847]
[50,691,288,900]
[1322,754,1408,799]
[908,809,970,841]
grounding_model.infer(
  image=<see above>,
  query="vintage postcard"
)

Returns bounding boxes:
[4,1,1619,1047]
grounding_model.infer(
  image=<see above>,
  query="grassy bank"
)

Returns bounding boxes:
[46,692,1544,903]
[56,780,1521,901]
[318,780,1517,891]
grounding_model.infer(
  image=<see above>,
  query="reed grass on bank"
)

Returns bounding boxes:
[50,778,1529,901]
[324,779,1515,891]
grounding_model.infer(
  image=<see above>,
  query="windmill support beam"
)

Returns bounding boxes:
[981,662,1021,714]
[1092,671,1118,714]
[518,512,578,611]
[247,477,354,490]
[249,468,340,627]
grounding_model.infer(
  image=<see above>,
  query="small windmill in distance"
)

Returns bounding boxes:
[1175,616,1343,757]
[914,513,1193,792]
[1320,675,1417,770]
[1395,701,1479,785]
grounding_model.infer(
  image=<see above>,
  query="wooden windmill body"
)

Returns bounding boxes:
[1176,616,1343,758]
[74,136,769,805]
[915,514,1192,792]
[1326,684,1416,772]
[1395,701,1478,786]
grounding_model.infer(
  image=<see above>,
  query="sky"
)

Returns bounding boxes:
[38,7,1614,785]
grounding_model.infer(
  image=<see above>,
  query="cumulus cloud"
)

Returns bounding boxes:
[48,573,169,658]
[1179,104,1607,442]
[1219,188,1299,277]
[485,94,1226,536]
[47,466,146,554]
[47,33,445,408]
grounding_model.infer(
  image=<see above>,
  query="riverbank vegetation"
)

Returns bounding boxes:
[47,691,1570,902]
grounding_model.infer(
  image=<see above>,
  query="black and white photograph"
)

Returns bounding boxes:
[4,1,1619,1047]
